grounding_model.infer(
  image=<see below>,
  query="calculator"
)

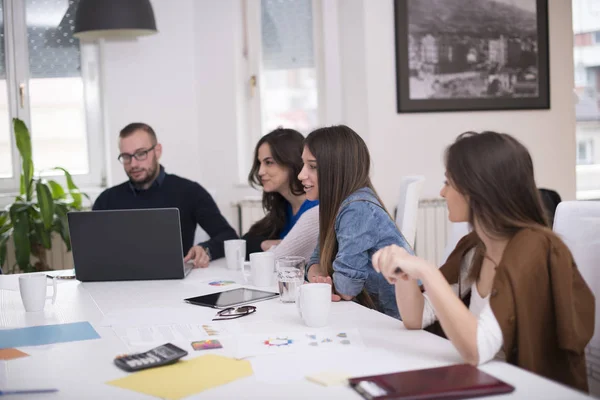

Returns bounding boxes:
[114,343,188,372]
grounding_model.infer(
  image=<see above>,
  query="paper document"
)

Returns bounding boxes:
[0,322,100,349]
[99,307,216,328]
[0,348,29,361]
[113,322,239,347]
[235,328,363,359]
[0,276,19,291]
[106,354,253,400]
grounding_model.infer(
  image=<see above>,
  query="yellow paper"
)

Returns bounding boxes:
[106,354,253,400]
[306,370,351,386]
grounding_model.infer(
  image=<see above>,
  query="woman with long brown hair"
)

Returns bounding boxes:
[373,131,594,392]
[298,125,412,318]
[243,128,319,261]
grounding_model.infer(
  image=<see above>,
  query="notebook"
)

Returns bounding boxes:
[348,364,514,400]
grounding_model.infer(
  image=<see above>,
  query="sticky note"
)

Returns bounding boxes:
[107,354,253,400]
[0,322,100,349]
[306,370,351,386]
[0,348,29,360]
[191,340,222,351]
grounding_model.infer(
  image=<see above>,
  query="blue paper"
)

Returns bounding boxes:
[0,388,58,396]
[0,321,100,349]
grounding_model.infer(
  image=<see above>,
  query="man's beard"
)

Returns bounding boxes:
[128,162,159,188]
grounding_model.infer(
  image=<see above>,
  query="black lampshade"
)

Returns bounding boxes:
[74,0,158,40]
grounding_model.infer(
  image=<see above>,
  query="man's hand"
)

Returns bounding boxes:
[184,245,210,268]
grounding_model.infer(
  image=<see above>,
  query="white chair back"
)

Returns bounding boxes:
[553,200,600,396]
[441,222,471,265]
[395,176,425,248]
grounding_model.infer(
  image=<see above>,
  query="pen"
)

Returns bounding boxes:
[0,388,58,395]
[46,274,75,280]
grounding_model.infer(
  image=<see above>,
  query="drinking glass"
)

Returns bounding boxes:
[276,256,305,303]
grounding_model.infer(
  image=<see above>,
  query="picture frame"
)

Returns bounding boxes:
[394,0,550,113]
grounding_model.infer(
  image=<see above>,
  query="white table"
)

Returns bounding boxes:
[0,259,592,399]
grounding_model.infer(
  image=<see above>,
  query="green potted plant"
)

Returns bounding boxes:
[0,118,88,273]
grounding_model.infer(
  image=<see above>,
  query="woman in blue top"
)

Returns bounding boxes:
[243,128,319,260]
[299,125,412,318]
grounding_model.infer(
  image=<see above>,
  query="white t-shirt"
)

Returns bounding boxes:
[421,249,505,364]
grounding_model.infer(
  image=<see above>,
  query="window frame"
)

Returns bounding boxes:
[0,0,105,194]
[577,137,594,165]
[239,0,325,184]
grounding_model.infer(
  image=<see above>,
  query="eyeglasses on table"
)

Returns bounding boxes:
[212,305,257,321]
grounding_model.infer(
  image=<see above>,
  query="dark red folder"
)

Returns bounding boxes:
[348,364,515,400]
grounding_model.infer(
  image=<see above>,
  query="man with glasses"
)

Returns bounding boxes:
[92,122,238,267]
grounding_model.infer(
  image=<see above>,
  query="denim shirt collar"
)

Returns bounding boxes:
[128,165,166,194]
[340,187,379,208]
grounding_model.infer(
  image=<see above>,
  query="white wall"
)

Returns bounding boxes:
[100,0,576,225]
[336,0,576,210]
[101,0,257,226]
[103,0,200,185]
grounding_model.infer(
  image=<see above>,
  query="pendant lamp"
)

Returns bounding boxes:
[74,0,158,41]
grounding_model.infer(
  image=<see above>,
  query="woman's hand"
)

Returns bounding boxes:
[260,239,282,251]
[372,245,433,284]
[308,273,343,302]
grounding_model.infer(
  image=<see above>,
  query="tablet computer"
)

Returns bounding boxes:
[184,288,279,309]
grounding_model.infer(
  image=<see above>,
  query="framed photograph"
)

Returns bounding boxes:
[394,0,549,113]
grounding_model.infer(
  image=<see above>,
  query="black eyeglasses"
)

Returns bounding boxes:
[117,145,157,164]
[212,306,256,321]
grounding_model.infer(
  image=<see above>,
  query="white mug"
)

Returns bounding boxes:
[296,283,331,328]
[19,274,57,312]
[242,252,275,287]
[224,239,246,270]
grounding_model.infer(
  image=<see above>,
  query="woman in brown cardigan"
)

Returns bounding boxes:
[373,131,595,392]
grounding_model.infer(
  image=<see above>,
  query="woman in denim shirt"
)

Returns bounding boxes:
[298,125,412,318]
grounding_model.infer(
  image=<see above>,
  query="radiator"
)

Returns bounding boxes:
[1,234,74,274]
[232,197,265,235]
[414,198,450,266]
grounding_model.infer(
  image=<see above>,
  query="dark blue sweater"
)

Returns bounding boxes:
[92,169,238,259]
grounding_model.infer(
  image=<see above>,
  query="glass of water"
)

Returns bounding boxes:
[276,256,305,303]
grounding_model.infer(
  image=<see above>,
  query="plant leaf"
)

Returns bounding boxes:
[13,118,32,160]
[47,180,66,200]
[57,215,71,251]
[12,209,31,272]
[0,212,11,235]
[54,167,82,208]
[0,244,6,272]
[36,180,55,230]
[34,222,51,249]
[9,202,31,225]
[14,119,34,200]
[0,227,13,271]
[19,158,34,199]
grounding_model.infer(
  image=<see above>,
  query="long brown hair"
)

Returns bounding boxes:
[445,131,549,280]
[246,128,305,238]
[305,125,390,308]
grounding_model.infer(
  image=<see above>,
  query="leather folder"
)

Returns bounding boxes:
[348,364,515,400]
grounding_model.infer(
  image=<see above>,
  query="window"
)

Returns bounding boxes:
[589,0,600,15]
[577,138,594,165]
[0,0,103,193]
[574,0,600,199]
[259,0,319,133]
[242,0,322,181]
